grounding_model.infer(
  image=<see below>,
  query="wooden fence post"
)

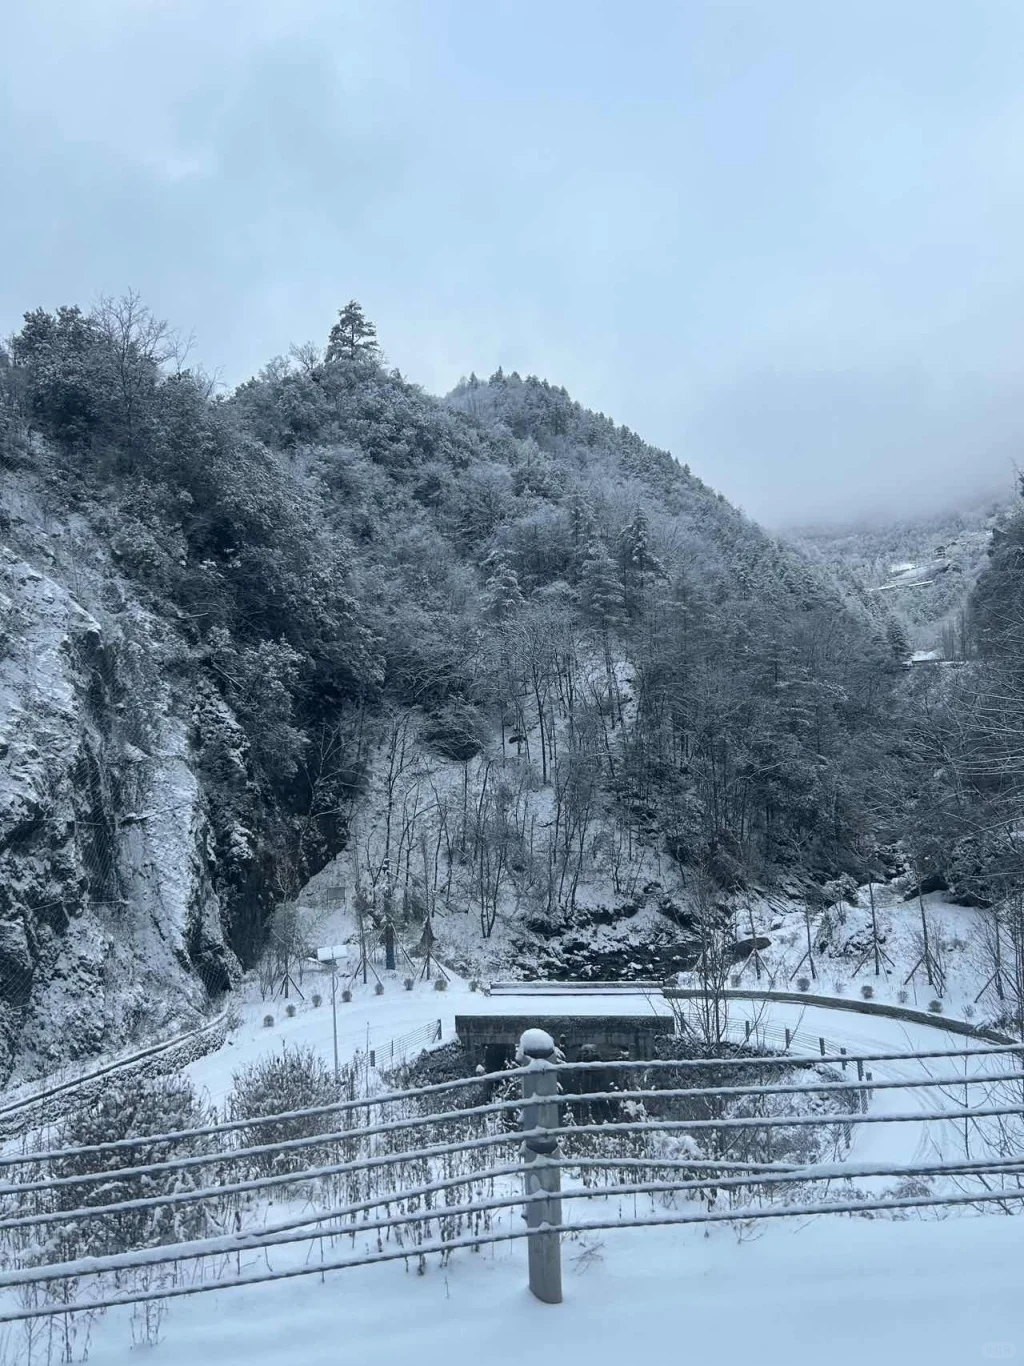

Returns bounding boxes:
[519,1028,563,1305]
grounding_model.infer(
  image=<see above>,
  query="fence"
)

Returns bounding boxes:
[0,1029,1021,1332]
[0,1012,230,1142]
[368,1019,444,1071]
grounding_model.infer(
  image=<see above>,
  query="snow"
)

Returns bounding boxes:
[26,1210,1023,1366]
[516,1027,556,1059]
[5,973,1024,1361]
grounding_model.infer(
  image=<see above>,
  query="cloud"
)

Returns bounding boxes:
[2,0,1024,527]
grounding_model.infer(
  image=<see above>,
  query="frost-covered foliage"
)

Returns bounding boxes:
[28,1075,214,1262]
[789,496,1006,655]
[227,1045,342,1176]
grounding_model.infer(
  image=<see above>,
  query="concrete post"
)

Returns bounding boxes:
[518,1028,563,1305]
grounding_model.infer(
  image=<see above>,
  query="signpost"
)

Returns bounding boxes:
[316,945,349,1081]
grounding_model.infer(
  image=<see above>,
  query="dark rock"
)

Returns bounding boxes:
[0,918,34,1004]
[902,873,949,900]
[947,890,992,909]
[731,935,771,961]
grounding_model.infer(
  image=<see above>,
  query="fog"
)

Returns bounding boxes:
[2,0,1023,526]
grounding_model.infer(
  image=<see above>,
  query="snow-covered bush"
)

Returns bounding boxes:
[433,976,449,992]
[374,981,385,996]
[897,990,909,1005]
[263,1013,275,1027]
[860,984,874,1000]
[312,993,322,1007]
[285,1003,296,1017]
[403,977,414,991]
[341,988,353,1003]
[797,977,810,993]
[228,1046,342,1177]
[928,999,944,1014]
[40,1075,215,1261]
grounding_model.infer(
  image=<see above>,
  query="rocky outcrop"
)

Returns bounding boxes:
[0,543,240,1083]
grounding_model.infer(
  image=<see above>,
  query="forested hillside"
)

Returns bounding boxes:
[0,297,1021,1076]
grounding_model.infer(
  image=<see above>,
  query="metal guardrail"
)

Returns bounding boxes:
[663,985,1015,1044]
[0,1031,1020,1328]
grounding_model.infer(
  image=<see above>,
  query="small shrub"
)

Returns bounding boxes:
[403,977,415,991]
[374,981,385,996]
[929,999,943,1014]
[263,1014,275,1028]
[285,1003,296,1018]
[796,977,810,993]
[729,974,741,989]
[832,979,845,996]
[49,1075,215,1259]
[897,990,909,1005]
[860,984,874,1001]
[228,1046,342,1177]
[312,993,322,1008]
[341,988,353,1003]
[964,1002,976,1020]
[470,979,481,992]
[433,976,449,992]
[421,702,487,761]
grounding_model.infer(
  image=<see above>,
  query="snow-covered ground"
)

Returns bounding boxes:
[738,886,999,1026]
[22,1205,1022,1366]
[5,970,1022,1364]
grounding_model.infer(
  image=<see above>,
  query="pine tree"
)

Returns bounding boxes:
[616,507,664,617]
[567,491,598,582]
[483,551,526,621]
[325,301,379,363]
[885,617,911,663]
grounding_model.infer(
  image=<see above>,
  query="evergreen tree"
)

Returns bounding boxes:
[326,301,379,363]
[616,506,665,617]
[885,617,911,663]
[483,550,526,621]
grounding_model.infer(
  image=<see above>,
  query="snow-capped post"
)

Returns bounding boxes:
[518,1027,563,1305]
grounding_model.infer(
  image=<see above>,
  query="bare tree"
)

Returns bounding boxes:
[91,290,188,456]
[288,340,324,376]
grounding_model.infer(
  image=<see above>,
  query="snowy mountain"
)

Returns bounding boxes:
[0,301,1018,1083]
[787,496,1009,656]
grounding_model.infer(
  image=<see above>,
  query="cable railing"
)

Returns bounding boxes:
[0,1030,1021,1330]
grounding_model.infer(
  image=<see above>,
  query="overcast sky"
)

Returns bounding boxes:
[2,0,1023,527]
